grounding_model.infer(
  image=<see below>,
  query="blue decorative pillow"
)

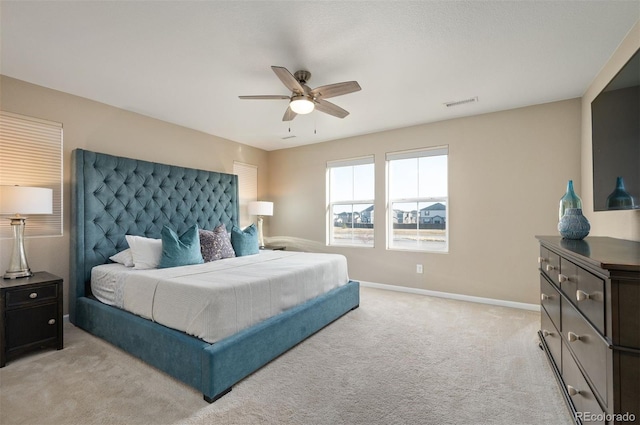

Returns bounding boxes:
[231,224,259,256]
[159,224,204,268]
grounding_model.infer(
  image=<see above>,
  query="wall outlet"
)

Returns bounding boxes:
[416,264,423,274]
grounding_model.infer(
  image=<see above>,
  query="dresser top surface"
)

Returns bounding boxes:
[536,236,640,273]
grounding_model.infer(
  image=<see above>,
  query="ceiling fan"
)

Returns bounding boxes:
[239,66,361,121]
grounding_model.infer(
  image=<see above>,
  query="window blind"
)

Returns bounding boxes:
[386,146,448,161]
[0,111,63,238]
[327,155,374,169]
[233,161,258,228]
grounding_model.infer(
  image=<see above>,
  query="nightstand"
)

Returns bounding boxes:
[0,272,63,367]
[262,245,286,251]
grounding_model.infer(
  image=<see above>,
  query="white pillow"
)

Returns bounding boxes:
[125,235,162,270]
[109,248,134,267]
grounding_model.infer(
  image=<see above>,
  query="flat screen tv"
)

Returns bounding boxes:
[591,48,639,211]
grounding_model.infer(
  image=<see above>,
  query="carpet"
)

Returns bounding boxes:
[0,287,573,425]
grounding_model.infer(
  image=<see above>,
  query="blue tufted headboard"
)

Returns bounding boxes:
[70,149,238,320]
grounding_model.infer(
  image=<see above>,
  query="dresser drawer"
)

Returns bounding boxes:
[562,340,605,425]
[541,274,561,331]
[541,306,562,371]
[539,247,560,284]
[559,259,605,335]
[562,298,609,407]
[5,284,58,308]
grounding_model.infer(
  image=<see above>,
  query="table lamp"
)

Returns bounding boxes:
[248,201,273,249]
[0,185,53,279]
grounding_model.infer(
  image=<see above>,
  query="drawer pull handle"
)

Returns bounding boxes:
[541,293,550,301]
[29,292,38,299]
[567,331,581,342]
[538,257,547,264]
[567,385,580,396]
[48,319,56,325]
[576,290,591,301]
[542,330,554,337]
[558,274,569,283]
[546,264,555,272]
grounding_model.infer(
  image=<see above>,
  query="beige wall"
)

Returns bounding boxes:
[6,38,632,309]
[581,20,640,241]
[268,99,582,305]
[0,76,269,314]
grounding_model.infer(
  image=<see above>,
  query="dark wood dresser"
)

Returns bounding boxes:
[0,271,63,367]
[537,236,639,425]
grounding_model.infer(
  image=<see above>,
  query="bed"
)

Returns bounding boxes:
[70,149,360,402]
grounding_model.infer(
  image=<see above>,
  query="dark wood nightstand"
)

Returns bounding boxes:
[262,245,286,251]
[0,272,63,367]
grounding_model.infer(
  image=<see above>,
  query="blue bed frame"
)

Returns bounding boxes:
[70,149,359,402]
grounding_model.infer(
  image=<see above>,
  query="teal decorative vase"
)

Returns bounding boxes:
[606,177,636,210]
[558,208,590,240]
[559,180,582,221]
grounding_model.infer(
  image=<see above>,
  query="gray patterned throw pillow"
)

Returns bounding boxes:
[199,225,236,262]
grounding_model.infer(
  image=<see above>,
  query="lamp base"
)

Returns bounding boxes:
[4,216,33,279]
[257,216,265,249]
[3,269,33,280]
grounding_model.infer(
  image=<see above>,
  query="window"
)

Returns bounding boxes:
[233,161,258,228]
[387,147,448,252]
[0,111,63,238]
[327,156,374,247]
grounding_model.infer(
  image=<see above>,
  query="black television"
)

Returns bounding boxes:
[591,48,640,211]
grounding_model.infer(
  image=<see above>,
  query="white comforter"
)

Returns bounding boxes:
[91,250,349,343]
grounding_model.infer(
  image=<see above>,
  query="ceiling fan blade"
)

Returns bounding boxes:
[314,99,349,119]
[272,66,304,95]
[310,81,361,99]
[282,106,297,121]
[239,95,290,100]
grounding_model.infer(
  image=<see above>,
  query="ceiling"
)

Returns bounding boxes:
[1,1,639,151]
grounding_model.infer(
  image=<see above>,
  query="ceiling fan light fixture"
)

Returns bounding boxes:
[289,96,315,114]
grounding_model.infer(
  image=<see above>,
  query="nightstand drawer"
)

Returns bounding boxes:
[6,303,58,349]
[562,298,608,407]
[6,284,58,308]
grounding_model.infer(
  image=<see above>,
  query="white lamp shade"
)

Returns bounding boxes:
[248,201,273,216]
[289,96,315,114]
[0,186,53,215]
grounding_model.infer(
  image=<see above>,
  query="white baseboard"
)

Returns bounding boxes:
[359,281,540,312]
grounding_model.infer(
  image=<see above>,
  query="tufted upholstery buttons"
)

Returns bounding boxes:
[79,151,238,282]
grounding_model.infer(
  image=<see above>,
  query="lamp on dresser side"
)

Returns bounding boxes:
[0,185,53,279]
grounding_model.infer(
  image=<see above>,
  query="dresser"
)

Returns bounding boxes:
[537,236,639,425]
[0,272,63,367]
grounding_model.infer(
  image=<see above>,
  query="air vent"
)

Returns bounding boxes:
[281,135,296,140]
[444,96,478,108]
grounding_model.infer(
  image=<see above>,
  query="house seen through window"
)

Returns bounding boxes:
[387,147,448,252]
[327,156,374,247]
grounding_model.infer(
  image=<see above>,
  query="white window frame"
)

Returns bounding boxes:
[233,161,258,228]
[386,146,448,253]
[0,111,63,238]
[326,155,375,248]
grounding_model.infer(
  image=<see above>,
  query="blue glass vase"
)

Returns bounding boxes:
[558,208,590,240]
[606,177,636,210]
[559,180,582,221]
